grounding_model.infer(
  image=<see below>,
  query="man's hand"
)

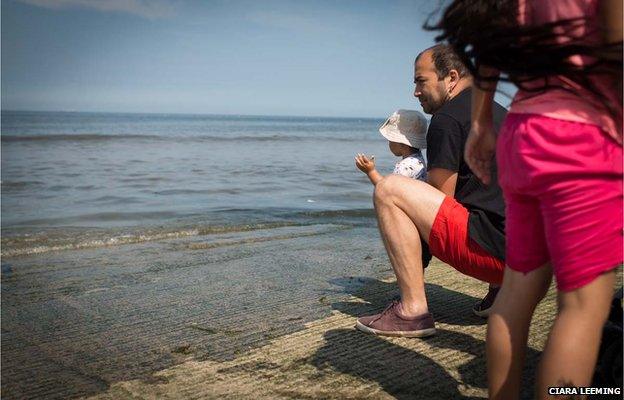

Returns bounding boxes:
[355,153,376,174]
[465,122,497,185]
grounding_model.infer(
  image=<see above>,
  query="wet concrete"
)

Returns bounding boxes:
[1,224,617,399]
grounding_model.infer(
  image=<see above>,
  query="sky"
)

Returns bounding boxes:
[1,0,513,118]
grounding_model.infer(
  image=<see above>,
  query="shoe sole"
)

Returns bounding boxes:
[355,320,436,338]
[472,307,491,318]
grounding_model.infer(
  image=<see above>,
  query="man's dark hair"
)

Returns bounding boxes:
[417,44,470,80]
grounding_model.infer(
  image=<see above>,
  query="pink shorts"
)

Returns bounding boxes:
[497,113,623,291]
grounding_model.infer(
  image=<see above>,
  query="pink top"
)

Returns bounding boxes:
[511,0,622,144]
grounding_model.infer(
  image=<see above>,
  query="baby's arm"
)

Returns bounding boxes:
[355,154,383,185]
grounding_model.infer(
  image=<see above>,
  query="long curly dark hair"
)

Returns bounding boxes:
[425,0,622,118]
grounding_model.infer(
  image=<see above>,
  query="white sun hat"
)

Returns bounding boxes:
[379,109,428,149]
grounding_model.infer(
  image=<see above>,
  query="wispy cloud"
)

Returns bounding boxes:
[246,10,339,35]
[17,0,176,19]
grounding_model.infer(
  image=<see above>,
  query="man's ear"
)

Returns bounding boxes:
[448,69,460,92]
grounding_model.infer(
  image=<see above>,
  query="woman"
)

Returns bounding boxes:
[430,0,622,398]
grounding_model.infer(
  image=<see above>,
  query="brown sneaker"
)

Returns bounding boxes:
[472,286,501,318]
[355,300,436,337]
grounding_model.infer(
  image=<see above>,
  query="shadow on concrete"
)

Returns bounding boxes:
[329,276,486,327]
[311,327,541,400]
[311,327,483,399]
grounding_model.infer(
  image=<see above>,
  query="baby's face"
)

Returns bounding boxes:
[388,141,407,157]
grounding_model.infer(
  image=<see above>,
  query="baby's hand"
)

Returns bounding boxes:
[355,153,376,174]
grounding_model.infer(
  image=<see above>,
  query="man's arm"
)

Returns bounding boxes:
[425,113,462,196]
[427,168,457,196]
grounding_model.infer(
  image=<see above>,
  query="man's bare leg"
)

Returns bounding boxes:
[373,175,446,317]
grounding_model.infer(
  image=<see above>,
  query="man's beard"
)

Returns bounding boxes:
[421,97,440,114]
[421,90,450,114]
[423,103,435,114]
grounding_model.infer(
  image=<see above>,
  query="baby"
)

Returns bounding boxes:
[355,109,427,185]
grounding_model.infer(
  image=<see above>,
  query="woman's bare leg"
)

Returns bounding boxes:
[536,270,616,399]
[487,264,553,400]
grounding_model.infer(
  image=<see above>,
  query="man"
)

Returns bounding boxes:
[356,44,508,337]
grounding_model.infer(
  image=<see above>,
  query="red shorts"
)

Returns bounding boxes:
[428,196,505,285]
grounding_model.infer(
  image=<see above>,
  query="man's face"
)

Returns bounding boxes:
[413,51,450,115]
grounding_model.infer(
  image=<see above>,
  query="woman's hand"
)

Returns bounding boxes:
[355,153,376,174]
[465,122,497,185]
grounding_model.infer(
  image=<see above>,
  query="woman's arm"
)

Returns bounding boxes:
[598,0,623,106]
[599,0,623,46]
[466,67,500,185]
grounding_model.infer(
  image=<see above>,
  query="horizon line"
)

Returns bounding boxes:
[1,108,389,121]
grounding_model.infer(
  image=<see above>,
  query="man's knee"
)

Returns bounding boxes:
[374,175,398,206]
[374,174,419,205]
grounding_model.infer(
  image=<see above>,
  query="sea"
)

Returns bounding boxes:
[1,110,407,257]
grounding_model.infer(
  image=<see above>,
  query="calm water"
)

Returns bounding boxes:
[2,111,409,256]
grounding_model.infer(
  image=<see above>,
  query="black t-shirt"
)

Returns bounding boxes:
[426,88,507,261]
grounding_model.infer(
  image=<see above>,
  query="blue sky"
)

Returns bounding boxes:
[2,0,511,117]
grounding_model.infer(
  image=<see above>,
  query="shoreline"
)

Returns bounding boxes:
[2,223,619,399]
